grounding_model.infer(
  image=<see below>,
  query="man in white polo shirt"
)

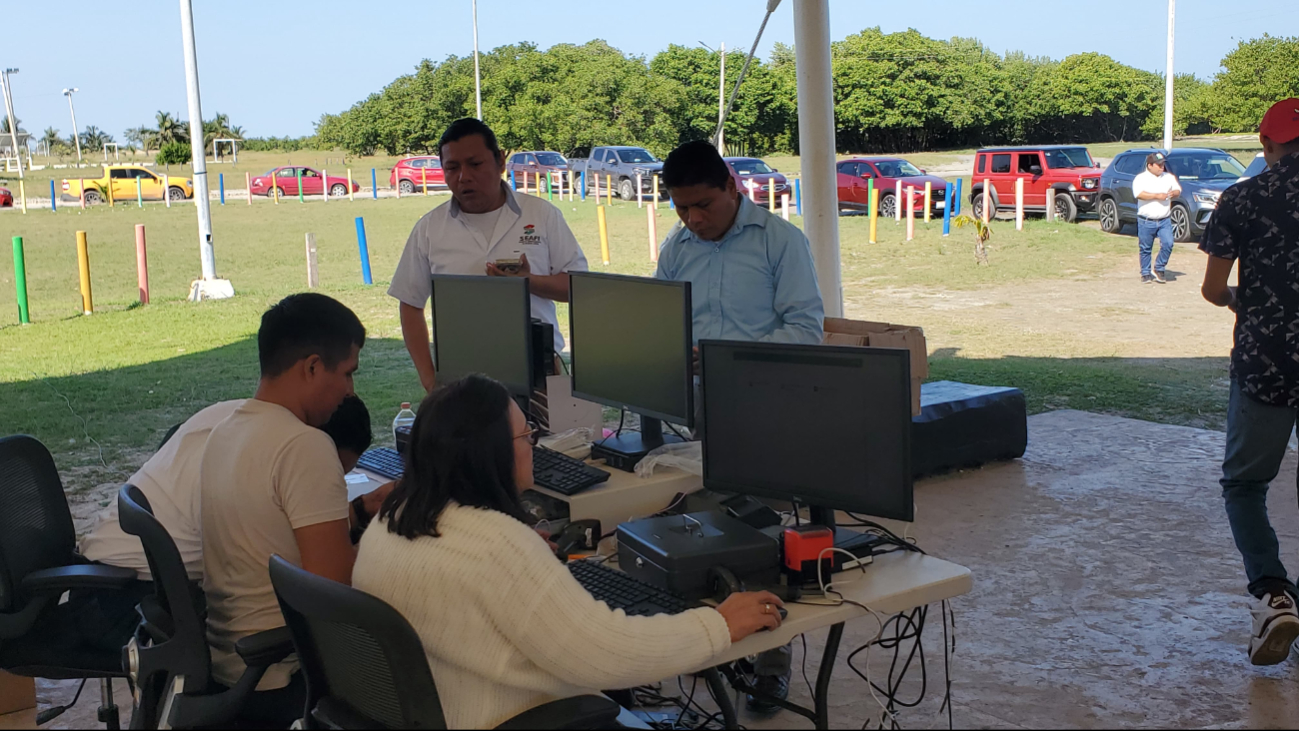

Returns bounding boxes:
[1131,151,1182,284]
[390,118,589,393]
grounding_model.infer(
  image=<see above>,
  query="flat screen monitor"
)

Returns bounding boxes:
[430,275,533,397]
[699,340,913,522]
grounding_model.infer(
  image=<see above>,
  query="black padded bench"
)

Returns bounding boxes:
[912,381,1027,478]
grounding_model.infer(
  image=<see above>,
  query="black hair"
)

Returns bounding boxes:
[258,293,366,378]
[662,139,732,190]
[320,394,372,455]
[378,375,527,539]
[438,117,503,161]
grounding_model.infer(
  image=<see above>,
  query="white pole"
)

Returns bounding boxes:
[1,71,23,178]
[1163,0,1176,151]
[63,89,81,163]
[717,42,726,156]
[472,0,483,121]
[179,0,230,298]
[793,0,841,318]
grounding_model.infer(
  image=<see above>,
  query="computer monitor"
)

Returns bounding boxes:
[430,275,533,397]
[699,340,913,524]
[569,272,693,469]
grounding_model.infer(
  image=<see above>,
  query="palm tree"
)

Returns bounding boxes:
[202,112,241,153]
[153,111,188,145]
[41,127,61,151]
[0,115,23,134]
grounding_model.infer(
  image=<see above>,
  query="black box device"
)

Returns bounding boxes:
[616,511,781,601]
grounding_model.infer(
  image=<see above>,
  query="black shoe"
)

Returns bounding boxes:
[745,673,790,716]
[1152,269,1167,283]
[1142,274,1155,284]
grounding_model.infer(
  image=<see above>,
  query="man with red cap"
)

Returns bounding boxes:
[1200,98,1299,666]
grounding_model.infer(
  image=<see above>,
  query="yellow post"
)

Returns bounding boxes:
[347,169,354,201]
[647,205,659,262]
[606,174,613,205]
[272,171,280,204]
[107,178,114,207]
[652,176,659,210]
[423,167,429,196]
[19,181,26,214]
[76,230,93,315]
[597,205,611,265]
[768,179,776,214]
[924,181,932,223]
[869,188,879,243]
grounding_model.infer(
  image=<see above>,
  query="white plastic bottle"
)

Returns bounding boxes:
[392,402,416,444]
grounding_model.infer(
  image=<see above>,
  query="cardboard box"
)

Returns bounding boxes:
[0,671,35,716]
[823,317,928,415]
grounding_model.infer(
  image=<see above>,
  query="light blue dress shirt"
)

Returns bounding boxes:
[655,195,824,344]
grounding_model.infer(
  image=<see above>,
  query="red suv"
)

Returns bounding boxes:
[969,146,1102,223]
[507,151,570,192]
[836,157,947,217]
[389,156,446,194]
[725,157,788,204]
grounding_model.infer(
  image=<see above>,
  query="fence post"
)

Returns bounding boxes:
[781,193,790,221]
[322,169,328,204]
[924,181,932,223]
[1015,178,1024,231]
[942,183,953,237]
[652,176,660,209]
[305,233,319,288]
[371,168,377,200]
[49,180,56,213]
[597,205,610,266]
[769,179,777,214]
[161,175,167,208]
[135,224,149,304]
[348,169,354,201]
[869,188,879,244]
[906,187,915,241]
[12,236,29,324]
[355,217,373,285]
[647,205,658,262]
[606,175,613,206]
[982,179,990,225]
[636,174,642,208]
[593,173,599,202]
[75,230,93,315]
[1046,187,1055,222]
[79,179,85,209]
[895,180,903,223]
[19,181,26,214]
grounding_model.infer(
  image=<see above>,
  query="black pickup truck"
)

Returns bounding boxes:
[570,146,665,200]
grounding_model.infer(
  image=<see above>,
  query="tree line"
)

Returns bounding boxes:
[315,29,1299,158]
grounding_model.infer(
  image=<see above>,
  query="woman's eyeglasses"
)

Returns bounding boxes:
[514,421,539,446]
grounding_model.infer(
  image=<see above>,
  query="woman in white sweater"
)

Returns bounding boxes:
[353,375,783,729]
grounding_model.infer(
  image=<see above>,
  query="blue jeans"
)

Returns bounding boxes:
[1221,381,1299,599]
[1137,216,1174,276]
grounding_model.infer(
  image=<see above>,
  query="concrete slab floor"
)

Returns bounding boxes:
[8,410,1299,729]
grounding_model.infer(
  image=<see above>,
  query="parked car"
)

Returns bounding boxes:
[1238,152,1267,182]
[836,157,947,217]
[572,146,664,200]
[62,165,193,204]
[1097,147,1247,241]
[724,157,789,204]
[969,146,1103,223]
[506,151,570,191]
[251,166,359,198]
[388,156,445,194]
[0,186,11,207]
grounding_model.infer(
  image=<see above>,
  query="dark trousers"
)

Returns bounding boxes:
[65,580,155,653]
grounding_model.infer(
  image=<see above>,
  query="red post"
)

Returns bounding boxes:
[135,224,150,304]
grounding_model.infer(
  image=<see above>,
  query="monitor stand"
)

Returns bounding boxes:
[590,416,685,473]
[808,505,892,563]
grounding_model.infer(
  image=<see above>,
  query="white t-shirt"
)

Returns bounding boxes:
[388,183,589,352]
[80,400,243,581]
[200,398,349,690]
[1132,171,1181,219]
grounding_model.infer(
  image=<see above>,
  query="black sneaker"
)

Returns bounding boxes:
[1152,270,1167,283]
[745,673,790,716]
[1142,274,1155,284]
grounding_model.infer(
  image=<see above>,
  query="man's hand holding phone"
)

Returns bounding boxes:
[486,253,532,278]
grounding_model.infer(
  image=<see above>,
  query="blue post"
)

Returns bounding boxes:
[511,169,517,191]
[49,180,56,212]
[371,168,378,200]
[942,181,953,236]
[355,217,373,285]
[219,173,225,205]
[580,171,587,201]
[953,178,963,217]
[795,178,802,217]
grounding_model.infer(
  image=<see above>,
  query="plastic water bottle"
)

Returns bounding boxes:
[392,402,416,443]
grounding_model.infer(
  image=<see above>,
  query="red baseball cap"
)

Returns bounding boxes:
[1260,98,1299,144]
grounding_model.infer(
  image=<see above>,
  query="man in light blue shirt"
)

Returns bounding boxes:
[655,140,824,347]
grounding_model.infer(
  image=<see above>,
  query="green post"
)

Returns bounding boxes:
[867,177,875,216]
[136,178,143,208]
[12,237,29,324]
[297,169,304,203]
[545,171,553,201]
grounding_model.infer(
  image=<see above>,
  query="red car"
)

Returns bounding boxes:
[250,166,359,197]
[836,157,948,217]
[389,156,446,194]
[0,187,11,208]
[725,157,788,204]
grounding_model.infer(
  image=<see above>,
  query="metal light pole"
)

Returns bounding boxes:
[793,0,841,318]
[1163,0,1175,151]
[472,0,483,120]
[702,41,727,155]
[1,69,23,178]
[62,88,82,163]
[179,0,232,300]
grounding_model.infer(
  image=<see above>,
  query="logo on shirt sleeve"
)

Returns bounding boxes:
[519,223,542,245]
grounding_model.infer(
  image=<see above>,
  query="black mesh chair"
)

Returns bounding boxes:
[0,435,137,729]
[269,555,623,730]
[118,484,296,729]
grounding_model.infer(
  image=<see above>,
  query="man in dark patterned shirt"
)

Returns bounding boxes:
[1200,97,1299,666]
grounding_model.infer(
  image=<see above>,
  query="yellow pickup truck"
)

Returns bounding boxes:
[61,165,194,204]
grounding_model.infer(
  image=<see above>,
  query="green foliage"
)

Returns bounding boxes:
[240,136,317,152]
[1200,35,1299,134]
[156,141,192,165]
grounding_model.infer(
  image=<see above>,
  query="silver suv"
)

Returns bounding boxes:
[1097,148,1248,242]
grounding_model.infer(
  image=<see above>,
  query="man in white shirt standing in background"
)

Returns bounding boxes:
[1131,151,1182,284]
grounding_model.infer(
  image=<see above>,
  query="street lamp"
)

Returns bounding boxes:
[472,0,482,120]
[1,68,22,178]
[62,88,82,163]
[699,42,726,155]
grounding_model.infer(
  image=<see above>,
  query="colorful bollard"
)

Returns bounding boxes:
[794,177,802,217]
[322,170,327,204]
[510,169,517,191]
[219,173,225,205]
[867,177,874,219]
[546,171,553,201]
[597,206,610,265]
[75,231,93,315]
[136,177,143,208]
[581,171,587,201]
[19,181,25,214]
[371,168,377,200]
[953,178,963,217]
[924,181,932,223]
[49,180,56,213]
[297,169,304,203]
[12,236,29,324]
[869,188,879,244]
[348,169,355,201]
[942,182,953,237]
[355,217,373,285]
[135,224,150,304]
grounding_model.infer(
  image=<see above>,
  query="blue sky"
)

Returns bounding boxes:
[4,0,1294,140]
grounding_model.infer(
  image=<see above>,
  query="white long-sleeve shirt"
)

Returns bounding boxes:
[352,503,732,729]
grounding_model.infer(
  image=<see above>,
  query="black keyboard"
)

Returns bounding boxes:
[356,447,404,480]
[568,560,695,617]
[533,446,610,496]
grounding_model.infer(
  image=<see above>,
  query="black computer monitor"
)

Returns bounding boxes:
[569,272,693,469]
[430,275,533,397]
[699,340,913,524]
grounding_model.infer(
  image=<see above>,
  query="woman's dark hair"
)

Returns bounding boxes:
[438,117,503,161]
[320,395,372,455]
[378,375,526,538]
[662,139,732,190]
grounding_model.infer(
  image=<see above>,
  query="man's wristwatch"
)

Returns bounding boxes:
[350,495,373,544]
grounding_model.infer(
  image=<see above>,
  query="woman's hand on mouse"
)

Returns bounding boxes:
[716,590,784,642]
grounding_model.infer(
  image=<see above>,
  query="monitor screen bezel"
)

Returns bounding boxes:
[698,339,914,521]
[568,271,694,427]
[429,274,534,397]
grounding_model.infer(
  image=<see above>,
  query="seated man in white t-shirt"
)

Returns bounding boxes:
[199,292,370,727]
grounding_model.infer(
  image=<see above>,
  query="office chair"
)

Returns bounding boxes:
[117,484,296,729]
[269,556,623,730]
[0,435,137,729]
[156,423,182,451]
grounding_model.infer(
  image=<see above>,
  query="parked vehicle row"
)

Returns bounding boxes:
[1096,148,1247,241]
